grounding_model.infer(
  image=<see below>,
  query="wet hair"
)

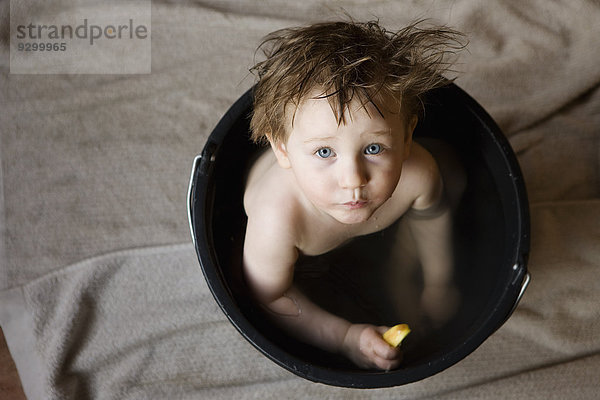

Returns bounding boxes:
[249,18,466,145]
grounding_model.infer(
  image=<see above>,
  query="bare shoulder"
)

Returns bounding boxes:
[243,150,302,261]
[243,153,302,301]
[244,149,276,208]
[244,188,300,246]
[397,142,443,210]
[244,150,302,233]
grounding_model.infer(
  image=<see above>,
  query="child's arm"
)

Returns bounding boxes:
[406,163,459,326]
[243,213,402,370]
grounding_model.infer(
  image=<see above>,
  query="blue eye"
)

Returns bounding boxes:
[365,144,382,155]
[317,147,333,158]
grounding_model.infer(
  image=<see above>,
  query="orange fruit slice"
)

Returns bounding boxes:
[383,324,411,347]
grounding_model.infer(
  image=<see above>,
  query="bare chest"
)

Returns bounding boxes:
[296,206,404,256]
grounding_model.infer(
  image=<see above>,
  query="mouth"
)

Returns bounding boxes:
[342,200,368,210]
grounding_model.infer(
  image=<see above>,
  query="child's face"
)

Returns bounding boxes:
[272,93,417,225]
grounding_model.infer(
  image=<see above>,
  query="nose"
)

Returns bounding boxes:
[338,156,368,190]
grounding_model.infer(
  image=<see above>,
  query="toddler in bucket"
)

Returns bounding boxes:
[243,19,464,370]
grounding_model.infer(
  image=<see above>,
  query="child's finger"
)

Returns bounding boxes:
[375,325,391,335]
[364,328,401,360]
[373,352,402,370]
[373,337,402,360]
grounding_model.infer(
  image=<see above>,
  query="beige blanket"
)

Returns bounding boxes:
[1,0,599,398]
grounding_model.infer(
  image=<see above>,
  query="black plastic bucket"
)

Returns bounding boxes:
[187,84,530,388]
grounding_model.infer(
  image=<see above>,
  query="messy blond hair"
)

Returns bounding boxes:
[249,19,465,145]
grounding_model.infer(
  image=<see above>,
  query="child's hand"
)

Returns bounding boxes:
[341,324,403,370]
[421,283,460,327]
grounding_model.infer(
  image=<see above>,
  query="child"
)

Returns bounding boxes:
[243,19,464,370]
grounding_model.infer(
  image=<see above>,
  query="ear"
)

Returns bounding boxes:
[403,115,418,160]
[270,139,291,169]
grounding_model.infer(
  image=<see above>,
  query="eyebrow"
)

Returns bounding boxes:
[303,129,392,144]
[364,129,392,137]
[303,136,337,144]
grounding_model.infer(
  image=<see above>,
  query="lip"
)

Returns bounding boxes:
[342,200,368,210]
